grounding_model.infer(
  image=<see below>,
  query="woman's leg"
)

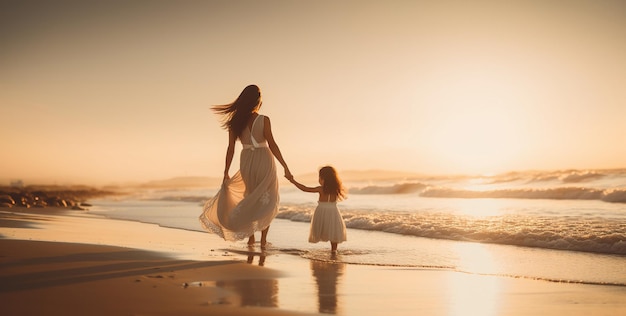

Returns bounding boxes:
[260,226,270,248]
[331,242,338,253]
[247,234,255,245]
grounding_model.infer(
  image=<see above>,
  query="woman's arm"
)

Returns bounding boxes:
[264,116,292,179]
[223,129,236,181]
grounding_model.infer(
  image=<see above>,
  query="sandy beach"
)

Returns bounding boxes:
[1,207,625,316]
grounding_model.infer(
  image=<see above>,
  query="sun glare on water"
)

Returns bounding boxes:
[447,243,502,316]
[449,198,507,218]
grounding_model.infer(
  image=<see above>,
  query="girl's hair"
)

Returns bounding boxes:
[212,84,262,138]
[319,166,347,201]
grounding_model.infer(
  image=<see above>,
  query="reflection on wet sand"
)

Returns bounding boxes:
[248,252,266,266]
[311,259,345,314]
[216,251,278,307]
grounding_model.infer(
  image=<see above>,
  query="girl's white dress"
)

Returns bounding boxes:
[309,199,347,243]
[199,115,279,241]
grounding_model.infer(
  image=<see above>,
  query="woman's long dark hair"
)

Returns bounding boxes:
[212,84,262,138]
[319,166,347,201]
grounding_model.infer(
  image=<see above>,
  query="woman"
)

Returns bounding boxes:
[200,84,292,248]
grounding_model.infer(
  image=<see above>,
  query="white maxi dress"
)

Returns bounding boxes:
[200,115,279,241]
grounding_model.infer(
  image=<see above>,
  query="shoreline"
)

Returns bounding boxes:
[1,207,626,315]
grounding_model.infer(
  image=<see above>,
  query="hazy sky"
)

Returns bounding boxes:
[2,0,625,185]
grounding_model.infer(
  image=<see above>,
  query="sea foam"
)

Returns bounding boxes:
[277,205,626,256]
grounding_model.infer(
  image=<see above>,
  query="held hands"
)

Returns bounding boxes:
[284,169,302,189]
[284,169,294,182]
[285,172,298,186]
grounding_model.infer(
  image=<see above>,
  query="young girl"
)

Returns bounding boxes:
[289,166,347,253]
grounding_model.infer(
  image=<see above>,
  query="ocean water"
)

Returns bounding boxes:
[91,169,626,287]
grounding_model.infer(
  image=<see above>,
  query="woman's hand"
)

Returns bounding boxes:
[284,169,293,181]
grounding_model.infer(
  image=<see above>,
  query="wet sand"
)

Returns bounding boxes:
[1,207,625,315]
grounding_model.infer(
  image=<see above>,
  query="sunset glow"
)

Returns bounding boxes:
[1,0,625,184]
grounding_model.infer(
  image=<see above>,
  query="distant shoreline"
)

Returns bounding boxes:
[0,185,117,210]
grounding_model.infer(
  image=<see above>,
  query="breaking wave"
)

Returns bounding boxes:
[420,187,626,203]
[277,207,626,256]
[340,169,626,204]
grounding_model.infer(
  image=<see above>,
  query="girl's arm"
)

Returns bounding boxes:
[264,116,292,180]
[289,178,321,193]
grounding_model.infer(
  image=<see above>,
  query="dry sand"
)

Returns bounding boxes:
[1,207,625,315]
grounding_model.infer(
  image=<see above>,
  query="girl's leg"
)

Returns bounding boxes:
[260,226,270,248]
[331,242,338,253]
[247,234,255,245]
